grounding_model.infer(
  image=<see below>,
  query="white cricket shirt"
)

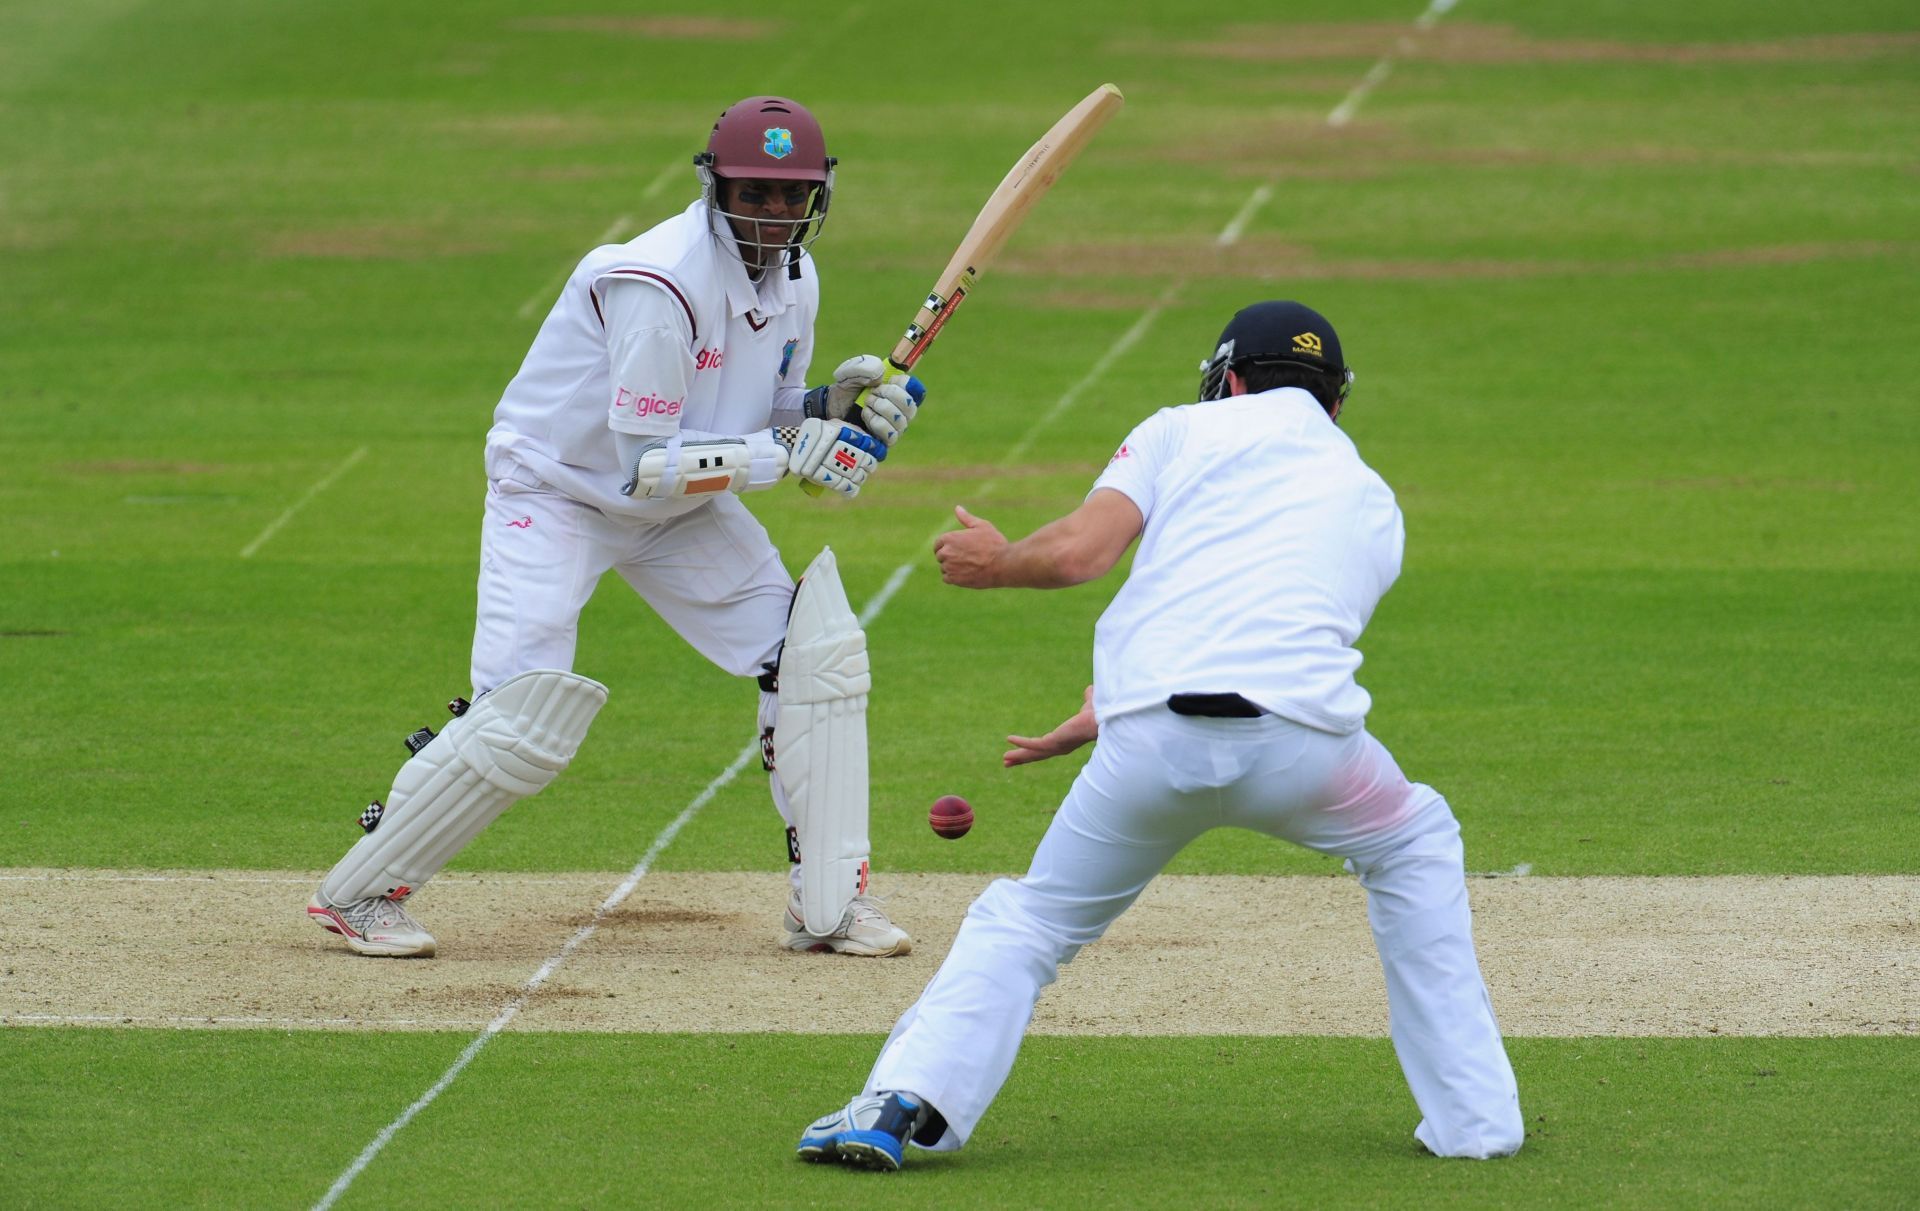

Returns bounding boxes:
[1088,387,1404,734]
[485,201,817,519]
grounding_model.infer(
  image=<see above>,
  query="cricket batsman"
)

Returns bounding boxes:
[307,96,921,959]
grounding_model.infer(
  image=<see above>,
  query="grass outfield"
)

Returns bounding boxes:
[5,1033,1917,1209]
[3,0,1917,1206]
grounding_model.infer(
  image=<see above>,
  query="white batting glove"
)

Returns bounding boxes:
[804,355,925,448]
[786,417,887,498]
[819,355,886,417]
[857,380,918,446]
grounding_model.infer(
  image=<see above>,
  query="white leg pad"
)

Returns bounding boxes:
[319,669,608,904]
[778,547,871,935]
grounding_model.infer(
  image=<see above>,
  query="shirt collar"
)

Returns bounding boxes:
[702,202,796,319]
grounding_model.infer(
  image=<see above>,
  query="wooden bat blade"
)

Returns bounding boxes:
[890,83,1124,370]
[799,85,1122,497]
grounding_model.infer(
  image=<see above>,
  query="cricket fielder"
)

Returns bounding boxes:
[307,96,922,959]
[799,301,1523,1168]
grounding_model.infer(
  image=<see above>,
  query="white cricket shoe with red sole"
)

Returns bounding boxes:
[783,890,912,957]
[308,892,436,957]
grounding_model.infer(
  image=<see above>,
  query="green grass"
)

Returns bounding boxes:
[3,0,1918,1205]
[3,1031,1915,1209]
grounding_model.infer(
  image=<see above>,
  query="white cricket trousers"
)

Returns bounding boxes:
[470,478,803,863]
[472,478,792,691]
[866,706,1524,1159]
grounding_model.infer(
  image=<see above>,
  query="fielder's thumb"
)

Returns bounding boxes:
[955,504,989,529]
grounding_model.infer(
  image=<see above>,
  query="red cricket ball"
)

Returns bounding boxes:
[929,794,973,840]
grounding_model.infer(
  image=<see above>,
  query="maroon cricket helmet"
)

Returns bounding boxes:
[700,96,832,182]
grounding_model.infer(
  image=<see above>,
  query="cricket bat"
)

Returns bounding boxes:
[800,82,1124,494]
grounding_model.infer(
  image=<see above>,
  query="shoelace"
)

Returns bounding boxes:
[788,892,900,931]
[846,895,896,924]
[342,896,418,934]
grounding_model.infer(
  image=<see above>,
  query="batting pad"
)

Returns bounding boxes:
[778,547,872,935]
[320,669,608,905]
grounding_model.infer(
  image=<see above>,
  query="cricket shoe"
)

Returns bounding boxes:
[307,892,436,957]
[797,1091,940,1171]
[783,890,912,957]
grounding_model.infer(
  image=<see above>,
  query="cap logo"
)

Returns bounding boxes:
[763,127,794,159]
[1292,332,1323,356]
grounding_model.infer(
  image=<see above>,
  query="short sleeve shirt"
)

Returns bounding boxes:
[1088,388,1404,734]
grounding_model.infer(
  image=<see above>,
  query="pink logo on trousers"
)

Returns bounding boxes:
[506,516,533,529]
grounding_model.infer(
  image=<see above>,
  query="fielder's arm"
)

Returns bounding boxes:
[1003,685,1098,767]
[933,488,1143,589]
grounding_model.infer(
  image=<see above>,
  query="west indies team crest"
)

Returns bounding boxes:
[763,127,794,159]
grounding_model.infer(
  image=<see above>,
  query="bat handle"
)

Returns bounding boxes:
[795,357,921,497]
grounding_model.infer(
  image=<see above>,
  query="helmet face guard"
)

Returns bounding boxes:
[696,158,834,269]
[696,96,835,276]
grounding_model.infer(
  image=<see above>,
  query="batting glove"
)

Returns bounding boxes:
[786,417,887,498]
[804,355,927,448]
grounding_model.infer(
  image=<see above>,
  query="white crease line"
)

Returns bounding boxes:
[1008,283,1181,466]
[1471,863,1534,878]
[239,446,368,559]
[314,741,757,1211]
[930,181,1256,529]
[637,162,681,203]
[515,214,634,320]
[1230,0,1460,245]
[1215,183,1274,248]
[1328,0,1455,127]
[514,0,869,328]
[857,561,916,628]
[509,3,878,327]
[1327,57,1397,128]
[963,161,1269,492]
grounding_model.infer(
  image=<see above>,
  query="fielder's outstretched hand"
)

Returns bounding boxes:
[1004,685,1099,767]
[933,505,1006,588]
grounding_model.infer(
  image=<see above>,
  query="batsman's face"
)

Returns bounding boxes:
[720,177,813,269]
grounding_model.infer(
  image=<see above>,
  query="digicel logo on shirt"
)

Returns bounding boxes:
[616,387,682,417]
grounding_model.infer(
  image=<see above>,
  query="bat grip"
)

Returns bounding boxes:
[796,357,919,497]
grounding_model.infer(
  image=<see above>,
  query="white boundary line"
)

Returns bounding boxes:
[239,446,367,558]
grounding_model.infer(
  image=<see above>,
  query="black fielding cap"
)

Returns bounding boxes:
[1216,300,1345,373]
